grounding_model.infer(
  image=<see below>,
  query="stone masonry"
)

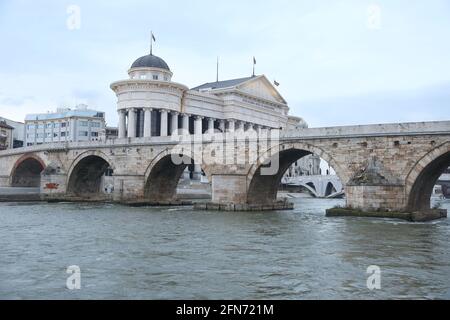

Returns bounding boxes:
[0,121,449,214]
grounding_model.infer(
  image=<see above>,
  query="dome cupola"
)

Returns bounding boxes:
[131,54,170,71]
[128,53,173,82]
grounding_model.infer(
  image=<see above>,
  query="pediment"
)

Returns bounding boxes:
[236,76,287,104]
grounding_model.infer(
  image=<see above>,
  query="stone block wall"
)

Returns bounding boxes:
[346,185,406,211]
[211,174,248,204]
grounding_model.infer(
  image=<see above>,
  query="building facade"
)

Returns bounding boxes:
[285,154,322,177]
[0,120,14,150]
[110,53,308,141]
[24,104,106,146]
[0,117,25,148]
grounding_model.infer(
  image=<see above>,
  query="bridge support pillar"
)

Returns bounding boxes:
[330,184,447,222]
[40,171,67,200]
[346,185,406,211]
[112,175,145,202]
[211,174,247,204]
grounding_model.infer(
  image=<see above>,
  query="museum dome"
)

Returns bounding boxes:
[131,54,170,71]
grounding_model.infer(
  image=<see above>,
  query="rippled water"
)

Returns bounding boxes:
[0,197,449,300]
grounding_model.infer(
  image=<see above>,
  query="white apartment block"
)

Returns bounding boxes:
[24,104,106,146]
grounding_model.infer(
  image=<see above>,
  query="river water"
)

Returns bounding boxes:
[0,197,449,300]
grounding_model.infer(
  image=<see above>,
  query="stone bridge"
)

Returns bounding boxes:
[281,175,343,198]
[0,121,449,215]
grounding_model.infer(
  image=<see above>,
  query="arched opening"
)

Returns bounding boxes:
[67,155,113,197]
[408,151,450,211]
[11,157,45,187]
[325,182,337,197]
[248,147,343,205]
[144,154,210,203]
[306,182,317,192]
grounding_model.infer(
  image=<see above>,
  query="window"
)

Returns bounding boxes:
[27,124,35,130]
[80,121,88,127]
[46,132,52,138]
[46,123,53,129]
[153,75,159,80]
[79,131,89,137]
[54,123,60,128]
[61,132,66,137]
[91,132,99,137]
[61,122,67,128]
[91,122,101,128]
[53,133,59,137]
[37,124,44,129]
[140,75,147,79]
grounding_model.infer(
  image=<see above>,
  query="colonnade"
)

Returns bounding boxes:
[118,108,270,139]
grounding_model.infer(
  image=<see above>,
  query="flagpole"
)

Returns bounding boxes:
[252,56,255,77]
[150,31,153,55]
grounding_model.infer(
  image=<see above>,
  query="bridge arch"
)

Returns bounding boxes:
[325,181,337,197]
[10,154,46,187]
[144,148,209,202]
[405,142,450,211]
[66,150,115,197]
[246,142,347,204]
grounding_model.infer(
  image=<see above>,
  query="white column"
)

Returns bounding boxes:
[118,110,126,138]
[127,108,136,138]
[194,116,203,136]
[207,118,215,133]
[219,120,225,132]
[160,109,168,137]
[256,125,262,135]
[171,112,179,136]
[236,121,244,133]
[182,114,191,178]
[228,120,235,133]
[143,108,152,138]
[182,114,190,135]
[193,116,203,180]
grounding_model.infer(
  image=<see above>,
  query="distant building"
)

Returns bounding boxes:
[100,126,118,140]
[285,154,321,177]
[0,120,14,150]
[0,117,25,148]
[24,104,106,146]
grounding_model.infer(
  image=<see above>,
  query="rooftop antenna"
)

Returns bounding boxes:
[216,56,219,82]
[252,56,256,77]
[150,31,156,55]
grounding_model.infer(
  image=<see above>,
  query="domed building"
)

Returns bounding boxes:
[110,51,307,140]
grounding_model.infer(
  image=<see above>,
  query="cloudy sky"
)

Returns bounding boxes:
[0,0,449,127]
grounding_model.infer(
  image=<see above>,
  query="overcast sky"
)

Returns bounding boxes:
[0,0,449,127]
